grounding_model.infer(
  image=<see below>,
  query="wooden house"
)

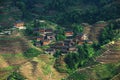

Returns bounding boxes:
[36,36,44,41]
[41,40,51,46]
[55,41,64,46]
[75,34,83,40]
[33,28,39,33]
[65,31,74,37]
[61,49,68,54]
[39,28,45,34]
[59,46,68,51]
[14,21,26,29]
[35,42,41,47]
[45,48,56,55]
[86,40,93,44]
[46,33,55,40]
[76,34,88,41]
[81,34,88,40]
[77,40,84,45]
[64,39,74,46]
[45,29,53,34]
[68,46,78,52]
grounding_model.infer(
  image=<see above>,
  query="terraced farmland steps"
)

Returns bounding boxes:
[96,40,120,64]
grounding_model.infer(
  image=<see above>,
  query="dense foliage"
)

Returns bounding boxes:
[67,63,120,80]
[72,24,83,35]
[65,44,95,69]
[7,72,25,80]
[24,48,41,58]
[99,21,120,45]
[56,27,66,41]
[53,50,61,58]
[1,0,119,27]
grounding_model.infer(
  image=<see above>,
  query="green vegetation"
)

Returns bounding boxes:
[0,66,14,71]
[54,56,68,73]
[66,63,120,80]
[72,24,84,35]
[1,0,119,28]
[25,20,58,37]
[67,72,89,80]
[0,0,120,80]
[99,22,120,45]
[24,48,41,58]
[37,77,42,80]
[56,34,66,41]
[7,72,26,80]
[65,44,95,70]
[25,21,39,36]
[56,27,66,41]
[42,64,51,75]
[53,50,61,58]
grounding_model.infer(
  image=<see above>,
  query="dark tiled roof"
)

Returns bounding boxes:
[46,48,55,51]
[45,29,53,32]
[15,20,24,23]
[46,33,55,36]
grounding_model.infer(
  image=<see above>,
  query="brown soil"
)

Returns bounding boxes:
[0,36,29,54]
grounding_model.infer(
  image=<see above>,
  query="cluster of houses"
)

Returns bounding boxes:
[33,27,93,55]
[45,33,93,55]
[34,28,55,46]
[0,20,95,55]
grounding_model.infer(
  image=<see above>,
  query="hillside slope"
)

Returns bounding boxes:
[0,36,29,54]
[0,32,67,80]
[96,40,120,63]
[19,55,67,80]
[0,0,120,27]
[66,39,120,80]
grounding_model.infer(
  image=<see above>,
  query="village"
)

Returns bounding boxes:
[0,20,108,55]
[8,20,96,55]
[34,27,94,55]
[0,19,119,80]
[0,20,109,56]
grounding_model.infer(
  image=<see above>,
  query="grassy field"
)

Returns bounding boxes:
[19,54,67,80]
[66,62,120,80]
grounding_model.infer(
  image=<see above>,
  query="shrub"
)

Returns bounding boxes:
[7,72,25,80]
[24,48,41,58]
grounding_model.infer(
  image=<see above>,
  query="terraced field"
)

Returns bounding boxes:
[0,34,67,80]
[111,73,120,80]
[0,36,29,54]
[96,40,120,64]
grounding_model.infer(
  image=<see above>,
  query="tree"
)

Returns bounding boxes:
[83,44,95,58]
[72,24,83,35]
[53,50,61,58]
[24,48,41,58]
[56,34,66,41]
[56,27,66,41]
[65,43,95,69]
[99,23,120,45]
[65,53,79,69]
